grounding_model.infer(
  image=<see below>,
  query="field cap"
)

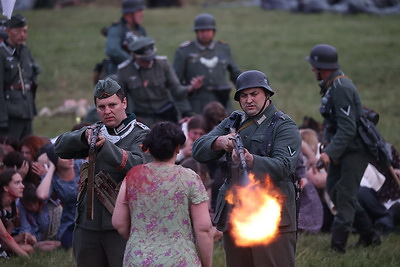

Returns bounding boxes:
[7,14,27,28]
[122,0,146,14]
[128,36,156,61]
[94,77,121,99]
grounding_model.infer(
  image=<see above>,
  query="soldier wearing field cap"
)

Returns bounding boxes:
[55,78,151,267]
[117,36,203,127]
[104,0,147,75]
[306,44,381,253]
[192,70,301,267]
[0,14,40,140]
[173,13,242,114]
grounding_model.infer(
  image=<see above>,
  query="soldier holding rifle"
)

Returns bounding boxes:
[54,78,150,267]
[192,70,301,267]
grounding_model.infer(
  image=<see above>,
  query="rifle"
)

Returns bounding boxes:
[230,128,250,186]
[86,125,101,220]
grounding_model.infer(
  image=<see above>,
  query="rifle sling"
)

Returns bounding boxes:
[86,151,95,220]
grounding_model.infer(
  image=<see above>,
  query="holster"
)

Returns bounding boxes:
[78,163,120,215]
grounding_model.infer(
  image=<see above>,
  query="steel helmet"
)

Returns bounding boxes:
[122,0,146,14]
[193,13,216,31]
[128,36,156,61]
[234,70,275,101]
[306,44,340,70]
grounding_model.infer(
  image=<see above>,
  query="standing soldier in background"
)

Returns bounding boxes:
[54,78,151,266]
[173,13,241,114]
[192,70,301,267]
[118,36,203,127]
[103,0,147,76]
[306,44,381,253]
[0,14,40,140]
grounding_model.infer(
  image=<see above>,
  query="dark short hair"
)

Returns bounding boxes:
[142,121,185,161]
[3,151,25,169]
[188,115,207,132]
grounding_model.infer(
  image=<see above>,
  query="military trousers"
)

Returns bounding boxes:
[223,229,296,267]
[0,118,33,140]
[326,151,369,233]
[73,226,126,267]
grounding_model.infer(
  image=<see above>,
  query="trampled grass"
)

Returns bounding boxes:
[1,232,399,266]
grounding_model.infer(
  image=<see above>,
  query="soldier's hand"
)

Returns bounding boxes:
[319,152,331,168]
[232,148,254,168]
[188,75,204,93]
[212,133,235,152]
[95,134,106,148]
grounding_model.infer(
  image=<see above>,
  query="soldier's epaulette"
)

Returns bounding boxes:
[155,55,168,61]
[118,59,132,69]
[179,40,192,48]
[135,121,150,130]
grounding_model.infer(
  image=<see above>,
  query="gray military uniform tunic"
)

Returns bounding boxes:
[54,115,151,266]
[319,70,371,234]
[0,41,39,139]
[117,56,191,127]
[105,17,147,75]
[192,102,301,267]
[173,40,241,114]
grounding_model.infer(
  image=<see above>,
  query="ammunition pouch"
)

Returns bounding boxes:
[78,163,121,215]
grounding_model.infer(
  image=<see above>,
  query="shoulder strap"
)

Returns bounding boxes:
[264,111,285,156]
[325,75,348,89]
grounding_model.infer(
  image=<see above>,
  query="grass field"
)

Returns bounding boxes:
[2,232,400,266]
[2,1,400,266]
[21,2,400,148]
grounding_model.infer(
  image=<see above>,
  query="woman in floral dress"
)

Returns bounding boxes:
[113,121,213,267]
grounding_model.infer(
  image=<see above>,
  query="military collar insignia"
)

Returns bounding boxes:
[112,114,136,135]
[100,115,137,144]
[288,146,296,156]
[195,40,216,51]
[134,60,153,70]
[1,42,15,56]
[256,114,267,125]
[340,105,351,116]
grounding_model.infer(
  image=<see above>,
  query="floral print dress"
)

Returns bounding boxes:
[123,163,208,267]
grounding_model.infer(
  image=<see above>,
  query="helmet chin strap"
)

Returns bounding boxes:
[317,68,323,81]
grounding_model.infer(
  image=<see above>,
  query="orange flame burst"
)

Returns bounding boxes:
[226,172,282,247]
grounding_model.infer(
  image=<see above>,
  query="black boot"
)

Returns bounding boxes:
[331,228,349,254]
[353,209,382,247]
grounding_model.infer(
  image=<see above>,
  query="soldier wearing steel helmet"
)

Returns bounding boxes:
[117,36,203,128]
[306,44,381,253]
[104,0,147,76]
[193,70,301,267]
[173,13,242,115]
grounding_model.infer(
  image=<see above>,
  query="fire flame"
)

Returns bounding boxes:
[226,173,282,247]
